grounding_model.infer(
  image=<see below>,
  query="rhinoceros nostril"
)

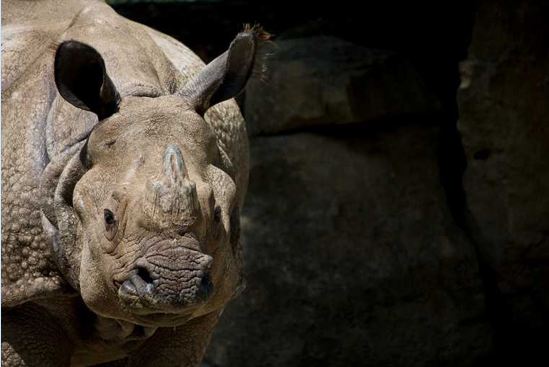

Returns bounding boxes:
[136,266,154,285]
[197,273,214,300]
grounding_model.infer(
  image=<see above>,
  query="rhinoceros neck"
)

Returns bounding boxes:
[1,44,69,307]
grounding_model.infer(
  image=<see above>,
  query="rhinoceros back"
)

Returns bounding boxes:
[1,0,249,307]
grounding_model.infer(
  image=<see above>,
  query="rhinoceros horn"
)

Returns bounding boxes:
[143,145,200,229]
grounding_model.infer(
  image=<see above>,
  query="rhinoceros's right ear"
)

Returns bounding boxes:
[179,25,271,115]
[54,41,120,120]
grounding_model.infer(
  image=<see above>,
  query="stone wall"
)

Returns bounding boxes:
[204,37,491,366]
[457,0,549,364]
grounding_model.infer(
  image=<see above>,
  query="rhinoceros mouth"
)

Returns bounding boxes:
[117,271,213,314]
[116,240,214,315]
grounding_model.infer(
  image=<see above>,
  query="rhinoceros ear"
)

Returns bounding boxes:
[54,41,120,120]
[179,25,271,115]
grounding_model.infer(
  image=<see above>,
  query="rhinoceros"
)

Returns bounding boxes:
[1,0,269,365]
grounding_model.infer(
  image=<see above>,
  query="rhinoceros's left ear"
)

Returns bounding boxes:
[179,25,271,115]
[54,41,120,120]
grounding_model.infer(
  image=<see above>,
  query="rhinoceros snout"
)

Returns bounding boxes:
[117,243,214,313]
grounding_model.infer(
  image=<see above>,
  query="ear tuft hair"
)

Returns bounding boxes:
[242,24,276,84]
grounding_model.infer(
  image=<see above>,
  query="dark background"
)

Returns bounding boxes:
[111,1,549,366]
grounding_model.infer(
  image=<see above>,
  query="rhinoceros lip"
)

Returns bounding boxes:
[114,236,213,315]
[119,274,155,298]
[117,265,211,315]
[118,276,209,313]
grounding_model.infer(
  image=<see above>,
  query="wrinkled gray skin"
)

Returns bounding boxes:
[1,0,266,365]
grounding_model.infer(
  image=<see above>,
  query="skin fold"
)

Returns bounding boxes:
[2,0,268,365]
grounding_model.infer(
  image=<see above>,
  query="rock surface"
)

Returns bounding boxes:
[458,0,549,339]
[245,37,440,135]
[205,125,491,366]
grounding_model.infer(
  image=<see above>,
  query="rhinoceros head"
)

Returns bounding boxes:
[50,28,268,326]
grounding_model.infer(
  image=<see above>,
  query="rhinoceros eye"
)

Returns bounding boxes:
[104,209,118,240]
